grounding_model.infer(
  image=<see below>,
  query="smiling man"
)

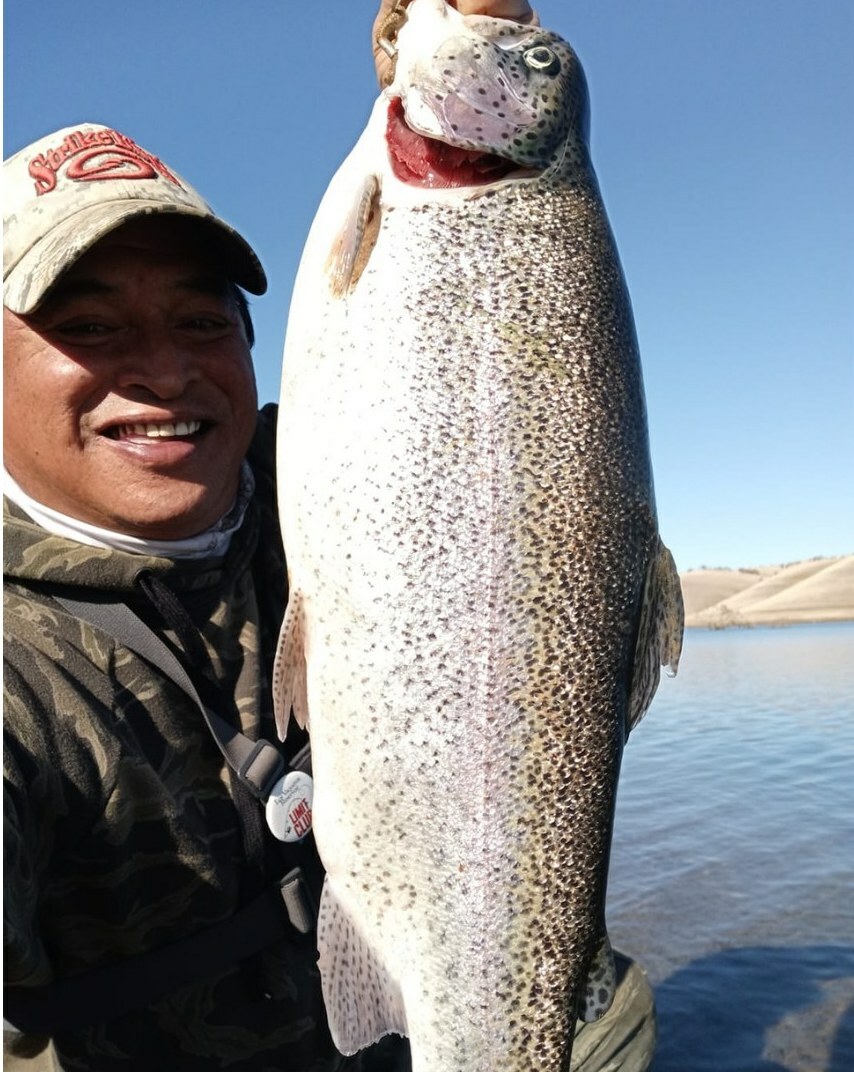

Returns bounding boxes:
[4,216,259,541]
[2,123,412,1072]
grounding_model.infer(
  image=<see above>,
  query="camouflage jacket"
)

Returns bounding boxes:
[3,405,405,1072]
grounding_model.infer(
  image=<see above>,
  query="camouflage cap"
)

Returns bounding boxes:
[3,123,267,314]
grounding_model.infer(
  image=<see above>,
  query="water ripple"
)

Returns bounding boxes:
[608,622,854,1071]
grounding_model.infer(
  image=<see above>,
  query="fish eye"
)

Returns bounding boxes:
[523,46,559,73]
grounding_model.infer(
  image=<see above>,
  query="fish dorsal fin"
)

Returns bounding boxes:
[628,538,684,732]
[579,930,617,1023]
[317,879,408,1054]
[272,591,309,740]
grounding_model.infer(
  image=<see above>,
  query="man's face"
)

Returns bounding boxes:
[3,217,258,540]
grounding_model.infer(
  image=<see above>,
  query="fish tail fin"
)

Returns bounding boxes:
[579,930,617,1023]
[272,591,309,740]
[318,879,408,1053]
[627,537,685,732]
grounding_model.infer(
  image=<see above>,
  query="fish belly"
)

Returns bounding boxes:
[279,177,655,1071]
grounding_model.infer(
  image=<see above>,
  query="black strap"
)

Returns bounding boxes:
[55,595,285,799]
[53,592,317,923]
[3,884,293,1036]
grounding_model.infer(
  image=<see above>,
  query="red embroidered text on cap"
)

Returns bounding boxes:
[28,128,182,196]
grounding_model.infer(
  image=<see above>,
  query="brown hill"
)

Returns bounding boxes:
[680,555,854,628]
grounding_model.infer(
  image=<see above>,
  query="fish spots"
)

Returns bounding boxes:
[390,15,589,176]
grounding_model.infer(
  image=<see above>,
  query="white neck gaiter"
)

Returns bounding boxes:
[2,463,255,560]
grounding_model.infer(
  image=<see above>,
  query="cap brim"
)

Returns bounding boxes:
[3,200,267,315]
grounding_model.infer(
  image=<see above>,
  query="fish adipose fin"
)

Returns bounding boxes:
[318,879,408,1054]
[627,537,685,732]
[325,173,381,298]
[272,591,309,739]
[579,930,617,1023]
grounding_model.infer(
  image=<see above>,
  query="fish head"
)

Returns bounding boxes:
[387,0,590,188]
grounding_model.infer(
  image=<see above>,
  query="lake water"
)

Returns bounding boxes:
[607,621,854,1072]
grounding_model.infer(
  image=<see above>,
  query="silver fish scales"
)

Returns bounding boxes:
[274,1,683,1068]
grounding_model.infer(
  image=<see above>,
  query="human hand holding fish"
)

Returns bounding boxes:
[276,0,683,1069]
[373,0,538,84]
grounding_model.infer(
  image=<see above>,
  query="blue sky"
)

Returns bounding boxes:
[4,1,853,571]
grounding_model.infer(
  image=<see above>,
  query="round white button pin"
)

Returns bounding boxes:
[265,770,313,842]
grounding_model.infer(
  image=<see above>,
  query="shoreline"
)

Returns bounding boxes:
[685,613,854,631]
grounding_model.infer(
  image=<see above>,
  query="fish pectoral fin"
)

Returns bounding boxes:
[627,537,685,733]
[272,591,309,740]
[317,879,408,1054]
[579,930,617,1023]
[325,173,381,298]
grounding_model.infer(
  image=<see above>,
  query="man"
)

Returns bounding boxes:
[4,2,654,1070]
[3,119,384,1070]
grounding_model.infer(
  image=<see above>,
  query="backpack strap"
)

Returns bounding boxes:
[55,594,286,799]
[53,594,316,927]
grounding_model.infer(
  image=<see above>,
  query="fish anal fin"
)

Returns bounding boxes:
[318,879,408,1054]
[579,930,617,1023]
[628,537,685,732]
[272,591,309,740]
[325,174,381,298]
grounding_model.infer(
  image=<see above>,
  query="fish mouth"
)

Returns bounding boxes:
[386,98,525,189]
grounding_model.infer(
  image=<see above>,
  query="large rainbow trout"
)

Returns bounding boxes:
[275,1,683,1068]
